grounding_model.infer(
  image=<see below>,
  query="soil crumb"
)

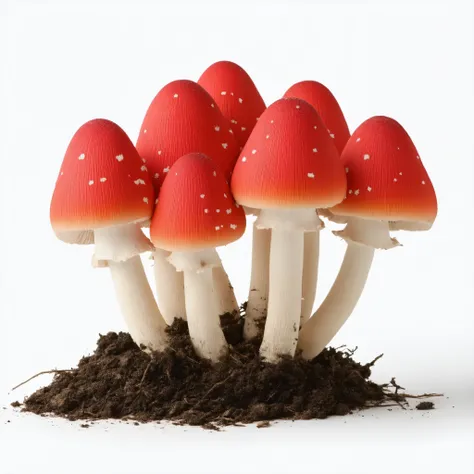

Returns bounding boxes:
[22,317,400,427]
[10,401,21,408]
[416,401,434,410]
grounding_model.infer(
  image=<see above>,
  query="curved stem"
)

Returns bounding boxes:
[301,231,320,326]
[183,267,228,361]
[108,256,168,352]
[153,249,186,324]
[212,264,239,316]
[259,228,304,362]
[243,224,271,339]
[298,243,374,359]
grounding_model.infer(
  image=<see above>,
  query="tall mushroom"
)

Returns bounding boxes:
[198,60,270,338]
[231,98,346,362]
[136,79,241,322]
[50,118,168,351]
[150,153,246,361]
[298,116,438,359]
[284,80,351,324]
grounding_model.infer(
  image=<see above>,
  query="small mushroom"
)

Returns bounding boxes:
[298,116,438,359]
[136,79,241,323]
[50,119,167,351]
[231,98,346,362]
[284,80,352,325]
[150,153,246,361]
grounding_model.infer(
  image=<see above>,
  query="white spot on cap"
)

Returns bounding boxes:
[216,209,220,213]
[211,103,215,108]
[313,125,317,130]
[251,149,257,154]
[422,180,426,185]
[173,93,178,98]
[214,125,220,132]
[367,186,372,192]
[231,119,238,124]
[354,189,360,195]
[230,224,237,230]
[345,167,349,173]
[238,98,243,103]
[224,193,227,198]
[270,120,274,124]
[158,150,162,155]
[356,138,361,142]
[363,154,370,160]
[222,143,228,149]
[399,172,403,175]
[241,126,246,131]
[229,129,234,134]
[60,171,64,176]
[329,133,335,138]
[242,157,247,162]
[256,117,259,121]
[200,194,205,198]
[141,165,147,172]
[394,178,398,182]
[78,153,85,160]
[100,177,107,183]
[230,92,234,96]
[143,197,149,203]
[163,167,170,173]
[312,148,318,153]
[296,105,300,109]
[213,171,217,177]
[348,190,353,194]
[88,180,94,185]
[397,147,400,150]
[134,179,146,185]
[307,173,315,178]
[226,208,232,214]
[416,155,420,160]
[235,203,240,208]
[154,173,159,179]
[215,226,221,231]
[266,134,270,139]
[116,154,124,162]
[155,198,159,205]
[144,129,147,134]
[204,209,209,213]
[142,158,147,163]
[221,91,227,96]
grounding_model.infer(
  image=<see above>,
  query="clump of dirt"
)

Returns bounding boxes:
[416,401,434,410]
[22,315,401,428]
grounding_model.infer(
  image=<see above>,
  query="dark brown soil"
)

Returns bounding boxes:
[21,314,400,428]
[416,401,434,410]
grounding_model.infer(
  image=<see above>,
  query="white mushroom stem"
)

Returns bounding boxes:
[153,248,186,324]
[168,249,228,362]
[212,263,239,315]
[93,223,168,351]
[257,209,322,362]
[108,256,168,351]
[243,223,271,339]
[298,218,399,360]
[301,230,320,326]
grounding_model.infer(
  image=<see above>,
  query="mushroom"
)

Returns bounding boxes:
[197,60,271,338]
[50,119,168,351]
[136,79,241,322]
[298,116,438,359]
[284,80,351,324]
[150,153,246,361]
[231,98,346,362]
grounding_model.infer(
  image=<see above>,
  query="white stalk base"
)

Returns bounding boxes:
[183,267,228,361]
[212,265,239,316]
[301,231,320,326]
[298,218,396,359]
[94,223,154,264]
[259,228,304,362]
[243,224,271,340]
[108,256,167,352]
[153,249,186,324]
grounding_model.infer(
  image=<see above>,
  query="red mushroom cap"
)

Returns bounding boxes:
[50,119,154,241]
[150,153,246,252]
[230,98,346,209]
[284,80,350,155]
[331,116,437,229]
[198,60,266,149]
[136,80,239,191]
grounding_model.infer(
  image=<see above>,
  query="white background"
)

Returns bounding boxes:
[0,0,473,473]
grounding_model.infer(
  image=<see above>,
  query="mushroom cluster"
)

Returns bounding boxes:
[50,61,438,363]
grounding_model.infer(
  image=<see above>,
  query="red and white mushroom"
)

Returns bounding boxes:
[136,80,241,323]
[284,80,352,325]
[298,116,438,359]
[198,60,271,339]
[231,98,346,362]
[50,119,167,351]
[150,153,246,361]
